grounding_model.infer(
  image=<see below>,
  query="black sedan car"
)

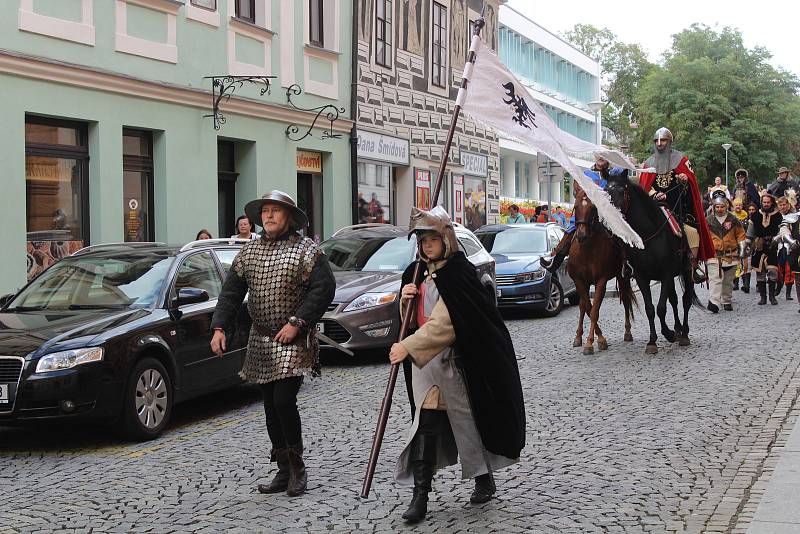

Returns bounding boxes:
[317,223,496,356]
[0,240,250,440]
[474,223,577,316]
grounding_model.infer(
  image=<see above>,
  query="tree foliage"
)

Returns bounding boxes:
[563,23,800,187]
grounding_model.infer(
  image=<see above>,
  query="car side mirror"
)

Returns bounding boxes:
[173,287,209,307]
[0,294,14,309]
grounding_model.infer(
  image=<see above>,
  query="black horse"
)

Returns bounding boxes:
[606,168,701,354]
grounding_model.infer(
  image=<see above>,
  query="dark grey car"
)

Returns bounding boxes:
[317,224,496,356]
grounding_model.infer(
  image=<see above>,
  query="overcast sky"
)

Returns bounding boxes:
[505,0,800,77]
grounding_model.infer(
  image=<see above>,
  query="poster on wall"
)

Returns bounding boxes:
[463,176,486,231]
[415,169,431,210]
[452,175,464,224]
[357,162,392,224]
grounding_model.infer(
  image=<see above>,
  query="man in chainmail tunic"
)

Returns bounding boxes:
[210,190,335,497]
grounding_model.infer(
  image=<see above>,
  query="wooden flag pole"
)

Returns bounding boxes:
[360,13,486,499]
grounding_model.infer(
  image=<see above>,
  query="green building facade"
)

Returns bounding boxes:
[0,0,353,294]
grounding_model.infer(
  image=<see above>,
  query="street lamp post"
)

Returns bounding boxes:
[588,100,604,144]
[722,143,732,192]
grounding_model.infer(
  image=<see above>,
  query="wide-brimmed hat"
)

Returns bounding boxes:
[777,166,790,174]
[244,190,308,230]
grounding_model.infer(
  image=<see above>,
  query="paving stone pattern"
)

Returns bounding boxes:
[2,286,799,533]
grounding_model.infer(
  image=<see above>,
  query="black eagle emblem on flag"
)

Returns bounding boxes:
[502,82,538,129]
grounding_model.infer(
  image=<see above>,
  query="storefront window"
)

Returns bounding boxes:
[25,117,89,280]
[357,162,392,224]
[122,129,154,242]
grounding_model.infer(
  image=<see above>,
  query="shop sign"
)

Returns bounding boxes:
[460,151,488,177]
[357,130,410,165]
[297,150,323,173]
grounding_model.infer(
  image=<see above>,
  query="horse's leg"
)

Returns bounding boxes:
[657,276,676,343]
[667,285,682,339]
[593,278,609,351]
[619,276,634,342]
[678,271,693,346]
[637,275,658,354]
[573,279,590,350]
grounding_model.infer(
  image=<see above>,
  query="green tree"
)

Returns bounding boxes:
[562,24,656,151]
[633,24,800,186]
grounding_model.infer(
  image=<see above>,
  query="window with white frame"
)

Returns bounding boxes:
[235,0,256,23]
[309,0,324,47]
[375,0,392,68]
[431,1,447,88]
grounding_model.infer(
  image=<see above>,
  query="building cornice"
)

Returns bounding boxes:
[0,49,352,134]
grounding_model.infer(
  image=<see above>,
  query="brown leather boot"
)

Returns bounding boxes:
[757,281,767,305]
[285,444,307,497]
[258,448,290,494]
[768,281,778,305]
[741,273,751,293]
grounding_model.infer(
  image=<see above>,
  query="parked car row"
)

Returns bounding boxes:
[0,223,576,439]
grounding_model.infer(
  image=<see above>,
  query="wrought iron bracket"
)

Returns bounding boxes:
[285,84,346,141]
[204,75,276,130]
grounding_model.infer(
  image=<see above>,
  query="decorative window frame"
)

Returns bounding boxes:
[370,0,395,77]
[18,0,95,46]
[427,0,450,97]
[227,0,273,76]
[302,0,340,99]
[186,0,221,27]
[115,0,181,64]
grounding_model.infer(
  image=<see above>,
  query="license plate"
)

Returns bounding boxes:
[496,289,502,298]
[0,384,8,404]
[316,322,325,334]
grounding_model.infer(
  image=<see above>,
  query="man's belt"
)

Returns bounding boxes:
[253,323,280,337]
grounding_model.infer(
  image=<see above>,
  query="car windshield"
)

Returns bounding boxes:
[477,229,548,254]
[320,236,415,272]
[7,253,174,311]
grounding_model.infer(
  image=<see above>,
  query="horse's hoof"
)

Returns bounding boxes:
[583,346,594,355]
[624,333,633,342]
[573,339,582,348]
[645,344,658,355]
[598,339,608,351]
[678,336,690,347]
[663,330,676,343]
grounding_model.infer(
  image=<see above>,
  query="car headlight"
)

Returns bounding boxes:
[35,347,104,373]
[343,292,398,312]
[517,269,546,283]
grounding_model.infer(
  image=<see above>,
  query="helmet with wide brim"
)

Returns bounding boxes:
[244,190,308,230]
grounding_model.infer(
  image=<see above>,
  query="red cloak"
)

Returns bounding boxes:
[639,156,715,262]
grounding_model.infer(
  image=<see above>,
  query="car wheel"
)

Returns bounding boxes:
[542,278,564,317]
[121,357,173,441]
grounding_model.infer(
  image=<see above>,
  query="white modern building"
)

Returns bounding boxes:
[497,5,601,208]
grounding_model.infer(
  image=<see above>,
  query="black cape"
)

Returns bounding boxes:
[401,251,526,459]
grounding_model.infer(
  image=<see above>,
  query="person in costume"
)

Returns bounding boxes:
[767,167,799,199]
[731,198,750,291]
[776,196,796,299]
[210,190,335,497]
[776,209,800,312]
[707,176,731,200]
[541,155,611,272]
[733,168,760,209]
[746,192,783,305]
[388,206,525,523]
[638,127,714,283]
[705,192,746,312]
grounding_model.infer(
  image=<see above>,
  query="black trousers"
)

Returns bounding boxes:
[259,376,304,448]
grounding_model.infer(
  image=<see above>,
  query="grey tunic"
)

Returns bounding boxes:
[394,275,518,485]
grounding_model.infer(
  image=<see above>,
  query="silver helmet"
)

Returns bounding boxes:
[408,206,459,260]
[653,127,673,142]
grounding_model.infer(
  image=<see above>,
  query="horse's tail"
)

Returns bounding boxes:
[678,272,704,309]
[617,275,638,322]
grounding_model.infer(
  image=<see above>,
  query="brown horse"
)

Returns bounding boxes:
[566,189,636,355]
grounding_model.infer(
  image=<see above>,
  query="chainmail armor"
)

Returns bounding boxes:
[231,234,322,384]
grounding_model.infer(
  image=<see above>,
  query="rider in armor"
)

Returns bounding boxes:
[638,128,714,283]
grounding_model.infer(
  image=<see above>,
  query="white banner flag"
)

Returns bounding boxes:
[461,38,643,248]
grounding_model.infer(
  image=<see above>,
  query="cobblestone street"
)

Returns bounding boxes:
[3,286,800,534]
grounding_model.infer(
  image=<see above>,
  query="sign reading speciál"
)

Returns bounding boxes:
[460,151,488,177]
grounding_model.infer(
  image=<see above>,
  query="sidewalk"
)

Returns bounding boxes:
[747,414,800,533]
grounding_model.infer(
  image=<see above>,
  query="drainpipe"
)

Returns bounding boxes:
[349,0,360,225]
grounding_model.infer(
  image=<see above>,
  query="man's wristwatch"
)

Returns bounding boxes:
[288,316,306,328]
